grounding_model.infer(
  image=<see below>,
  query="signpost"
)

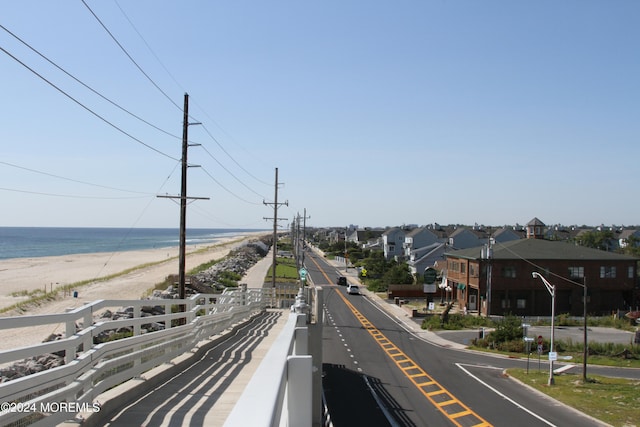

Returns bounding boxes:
[537,335,543,371]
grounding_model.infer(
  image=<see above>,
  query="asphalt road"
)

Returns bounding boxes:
[304,249,621,427]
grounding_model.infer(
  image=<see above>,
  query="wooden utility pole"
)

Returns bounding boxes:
[158,93,208,300]
[301,208,310,267]
[263,167,288,287]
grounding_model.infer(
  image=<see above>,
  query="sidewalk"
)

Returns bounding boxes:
[79,252,288,427]
[242,248,275,289]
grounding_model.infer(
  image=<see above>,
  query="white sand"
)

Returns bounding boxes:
[0,232,269,351]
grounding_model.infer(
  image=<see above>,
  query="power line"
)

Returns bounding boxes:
[113,0,185,96]
[199,166,262,205]
[0,24,181,141]
[0,186,151,199]
[0,160,157,195]
[109,2,273,189]
[0,46,179,161]
[492,239,586,287]
[199,122,272,187]
[199,145,267,199]
[81,0,182,111]
[88,1,274,210]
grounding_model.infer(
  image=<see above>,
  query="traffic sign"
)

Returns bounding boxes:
[548,352,557,361]
[537,335,543,345]
[299,268,308,279]
[424,268,437,285]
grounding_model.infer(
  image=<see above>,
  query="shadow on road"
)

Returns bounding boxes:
[323,363,417,427]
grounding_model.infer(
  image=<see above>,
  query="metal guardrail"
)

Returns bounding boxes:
[0,288,270,426]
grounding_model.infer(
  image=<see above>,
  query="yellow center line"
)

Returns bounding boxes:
[307,253,492,426]
[336,289,492,427]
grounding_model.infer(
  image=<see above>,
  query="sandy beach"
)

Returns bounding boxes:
[0,231,269,350]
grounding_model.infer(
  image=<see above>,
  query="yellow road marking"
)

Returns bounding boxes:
[307,253,492,426]
[336,289,492,427]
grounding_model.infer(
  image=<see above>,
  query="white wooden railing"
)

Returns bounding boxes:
[0,287,270,427]
[223,292,313,427]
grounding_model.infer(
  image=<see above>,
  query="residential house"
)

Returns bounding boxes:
[617,229,640,250]
[347,228,384,247]
[382,227,407,260]
[407,242,447,278]
[447,227,488,249]
[403,227,441,258]
[444,238,639,317]
[491,227,524,244]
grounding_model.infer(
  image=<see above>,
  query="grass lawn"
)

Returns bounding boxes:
[507,369,640,427]
[266,257,299,283]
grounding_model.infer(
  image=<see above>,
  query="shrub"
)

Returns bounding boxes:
[487,314,522,343]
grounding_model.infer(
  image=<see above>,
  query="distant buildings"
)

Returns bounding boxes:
[318,217,640,316]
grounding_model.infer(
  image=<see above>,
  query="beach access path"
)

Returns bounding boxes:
[0,232,269,351]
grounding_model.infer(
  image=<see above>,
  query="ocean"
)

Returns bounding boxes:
[0,227,266,260]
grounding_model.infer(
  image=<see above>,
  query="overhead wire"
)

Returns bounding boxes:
[109,2,273,191]
[0,186,150,199]
[80,0,182,112]
[0,46,179,162]
[492,239,586,288]
[199,144,267,200]
[199,167,262,205]
[0,160,157,195]
[0,23,181,141]
[113,0,184,98]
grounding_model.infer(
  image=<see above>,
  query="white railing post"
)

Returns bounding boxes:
[294,327,308,355]
[287,354,312,427]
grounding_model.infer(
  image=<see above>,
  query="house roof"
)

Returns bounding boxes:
[445,238,640,261]
[527,217,546,227]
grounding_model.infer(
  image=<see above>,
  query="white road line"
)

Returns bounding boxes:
[455,363,557,427]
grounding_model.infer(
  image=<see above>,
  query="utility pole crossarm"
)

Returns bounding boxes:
[263,167,288,287]
[156,93,208,302]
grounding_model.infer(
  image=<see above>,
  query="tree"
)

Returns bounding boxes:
[382,262,414,285]
[575,230,614,251]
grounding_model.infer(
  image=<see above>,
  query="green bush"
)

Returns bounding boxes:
[421,313,493,331]
[487,314,522,342]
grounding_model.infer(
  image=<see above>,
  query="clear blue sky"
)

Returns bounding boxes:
[1,1,638,229]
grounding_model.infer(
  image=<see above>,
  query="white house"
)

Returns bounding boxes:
[403,227,441,258]
[383,227,406,260]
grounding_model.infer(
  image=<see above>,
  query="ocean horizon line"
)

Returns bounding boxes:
[0,227,270,261]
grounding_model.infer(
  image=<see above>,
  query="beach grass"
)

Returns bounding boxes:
[0,236,250,315]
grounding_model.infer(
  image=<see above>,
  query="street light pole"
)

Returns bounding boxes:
[582,277,588,383]
[532,272,555,386]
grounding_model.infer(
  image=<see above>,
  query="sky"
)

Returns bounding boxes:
[1,1,638,230]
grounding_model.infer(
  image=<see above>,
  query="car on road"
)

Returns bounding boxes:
[336,276,347,286]
[347,284,360,295]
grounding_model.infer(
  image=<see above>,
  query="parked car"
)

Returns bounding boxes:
[347,284,360,295]
[336,276,347,286]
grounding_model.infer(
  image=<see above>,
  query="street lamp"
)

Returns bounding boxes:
[439,277,448,304]
[532,272,556,386]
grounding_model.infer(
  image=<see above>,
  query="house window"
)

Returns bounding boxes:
[502,266,517,278]
[568,266,584,279]
[600,266,616,278]
[501,299,511,309]
[516,299,526,309]
[629,266,635,279]
[461,264,466,274]
[470,264,478,277]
